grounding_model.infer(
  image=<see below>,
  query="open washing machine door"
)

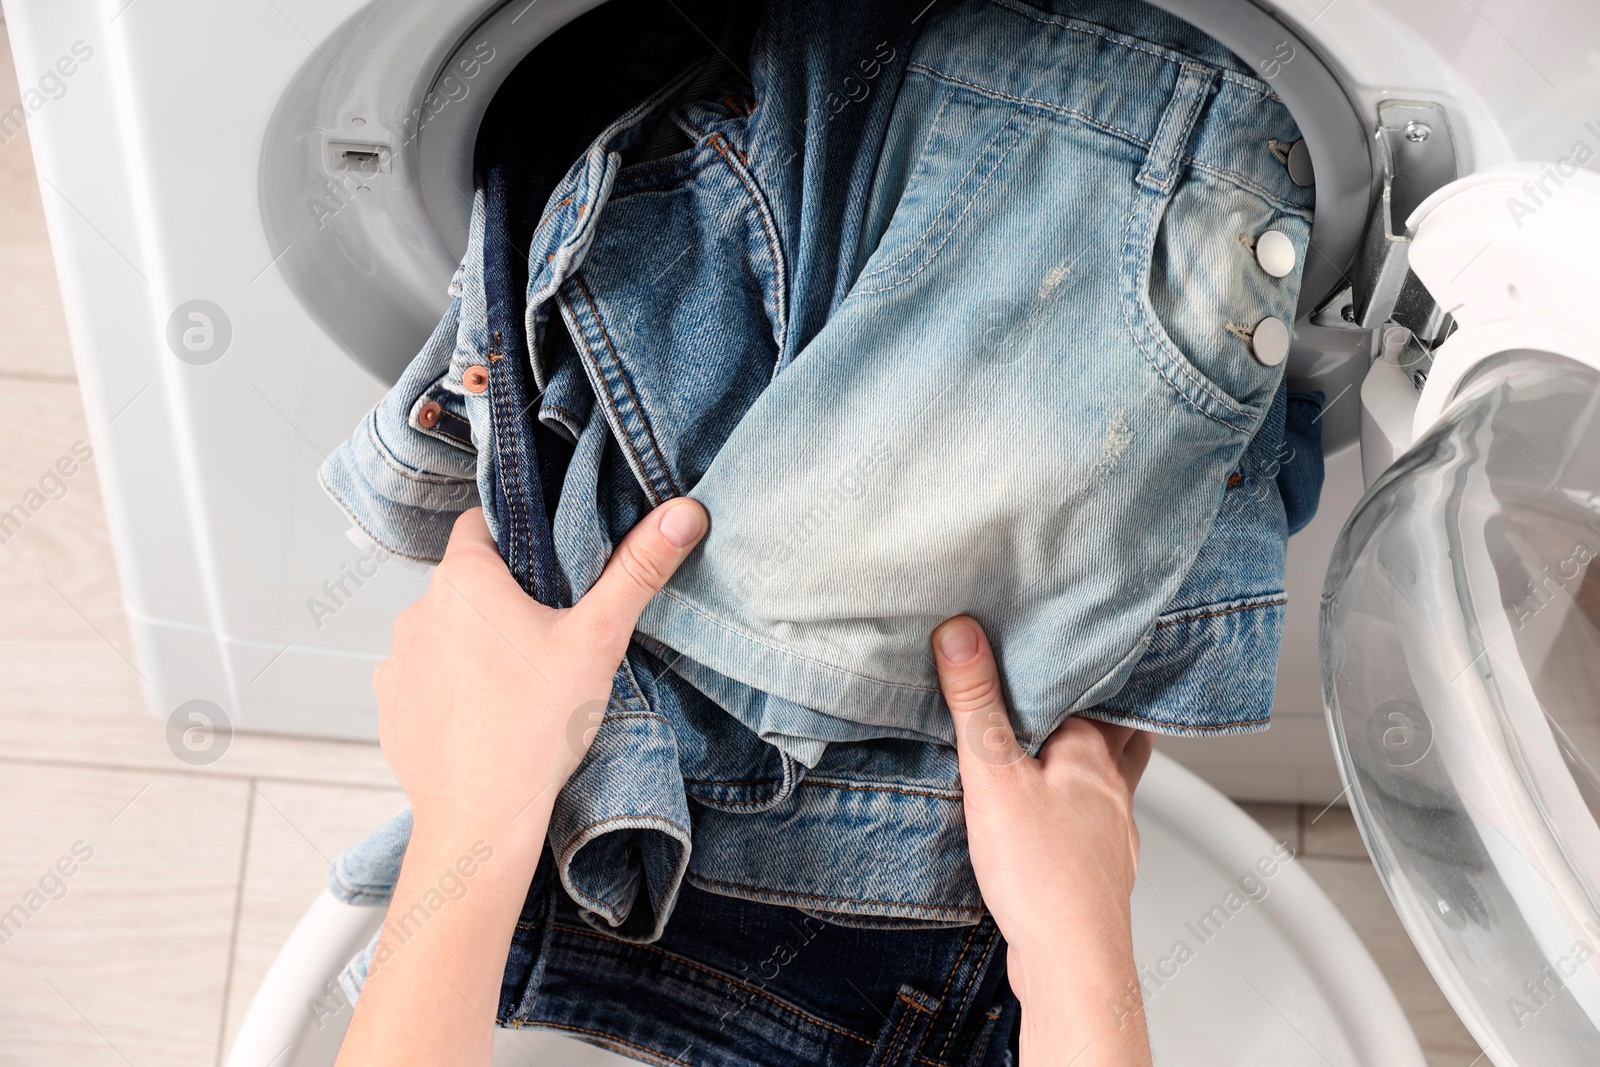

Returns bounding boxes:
[1324,169,1600,1065]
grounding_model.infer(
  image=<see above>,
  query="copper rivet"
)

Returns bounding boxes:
[417,401,442,428]
[462,366,489,393]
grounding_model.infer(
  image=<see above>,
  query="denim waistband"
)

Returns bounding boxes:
[916,0,1312,215]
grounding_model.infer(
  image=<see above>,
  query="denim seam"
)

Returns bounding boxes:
[881,1001,913,1067]
[935,926,1000,1057]
[982,0,1282,102]
[927,923,979,1057]
[1119,185,1254,432]
[574,275,681,499]
[853,111,1033,295]
[797,780,961,801]
[315,473,452,565]
[1083,705,1270,730]
[855,97,1012,284]
[692,875,983,916]
[701,129,790,354]
[1184,157,1315,217]
[488,337,532,586]
[654,588,941,693]
[549,923,875,1045]
[884,992,928,1066]
[1155,595,1285,627]
[363,414,475,484]
[1136,64,1212,195]
[904,62,1150,152]
[558,814,690,925]
[557,285,674,505]
[905,63,1305,213]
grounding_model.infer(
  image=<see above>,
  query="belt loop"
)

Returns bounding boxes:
[1136,62,1216,195]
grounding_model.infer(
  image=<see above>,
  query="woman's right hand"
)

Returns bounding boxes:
[931,616,1154,1067]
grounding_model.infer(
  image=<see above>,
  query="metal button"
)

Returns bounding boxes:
[1254,229,1296,278]
[462,366,489,393]
[1286,139,1314,187]
[1251,316,1290,366]
[417,400,443,429]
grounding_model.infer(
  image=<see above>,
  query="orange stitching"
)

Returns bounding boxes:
[794,780,960,802]
[698,131,787,347]
[557,288,662,505]
[534,195,575,233]
[573,275,681,499]
[937,926,1000,1056]
[551,924,873,1044]
[931,923,979,1055]
[691,875,983,915]
[1153,597,1285,628]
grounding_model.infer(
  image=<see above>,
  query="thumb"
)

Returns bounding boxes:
[573,497,708,644]
[932,617,1026,773]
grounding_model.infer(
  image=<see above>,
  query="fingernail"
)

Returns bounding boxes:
[937,621,979,664]
[658,501,707,548]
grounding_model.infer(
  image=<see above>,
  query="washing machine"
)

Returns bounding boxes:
[6,0,1600,1063]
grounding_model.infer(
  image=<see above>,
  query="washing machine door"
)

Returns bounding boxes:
[1323,171,1600,1065]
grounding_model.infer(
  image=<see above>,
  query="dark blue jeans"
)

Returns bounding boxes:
[499,851,1019,1067]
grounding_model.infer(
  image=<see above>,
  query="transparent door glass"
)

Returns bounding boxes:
[1324,351,1600,1066]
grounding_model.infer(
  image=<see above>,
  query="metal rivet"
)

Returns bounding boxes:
[417,400,442,428]
[462,366,489,393]
[1286,139,1314,187]
[1254,229,1296,278]
[1403,121,1431,143]
[1251,316,1290,366]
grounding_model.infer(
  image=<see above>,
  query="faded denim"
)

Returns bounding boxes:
[321,0,1316,946]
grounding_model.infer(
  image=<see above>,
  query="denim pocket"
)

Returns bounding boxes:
[852,82,1037,296]
[1120,166,1309,433]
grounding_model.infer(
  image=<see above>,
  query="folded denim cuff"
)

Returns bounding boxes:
[547,662,694,943]
[1081,592,1286,736]
[327,807,412,906]
[318,411,479,564]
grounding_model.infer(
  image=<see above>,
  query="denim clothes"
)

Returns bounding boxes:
[337,833,1021,1067]
[321,0,1317,949]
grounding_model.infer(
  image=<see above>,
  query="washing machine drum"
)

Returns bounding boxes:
[1325,348,1600,1062]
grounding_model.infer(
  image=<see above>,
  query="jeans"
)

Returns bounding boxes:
[321,0,1317,945]
[338,838,1020,1067]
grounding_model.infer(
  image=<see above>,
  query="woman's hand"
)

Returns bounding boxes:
[375,501,708,839]
[932,616,1154,1067]
[339,499,706,1067]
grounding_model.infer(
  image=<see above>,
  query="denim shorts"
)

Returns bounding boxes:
[320,0,1317,941]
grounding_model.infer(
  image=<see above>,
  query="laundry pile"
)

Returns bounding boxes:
[317,0,1323,1061]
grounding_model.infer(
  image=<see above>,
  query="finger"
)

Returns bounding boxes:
[932,616,1025,771]
[572,498,708,645]
[438,507,498,563]
[1121,728,1155,793]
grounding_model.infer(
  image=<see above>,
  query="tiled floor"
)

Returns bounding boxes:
[0,14,1482,1067]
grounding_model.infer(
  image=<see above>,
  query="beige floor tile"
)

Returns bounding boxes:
[1301,857,1483,1063]
[0,21,76,382]
[1302,803,1369,861]
[1237,801,1300,853]
[222,781,406,1052]
[0,762,247,1066]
